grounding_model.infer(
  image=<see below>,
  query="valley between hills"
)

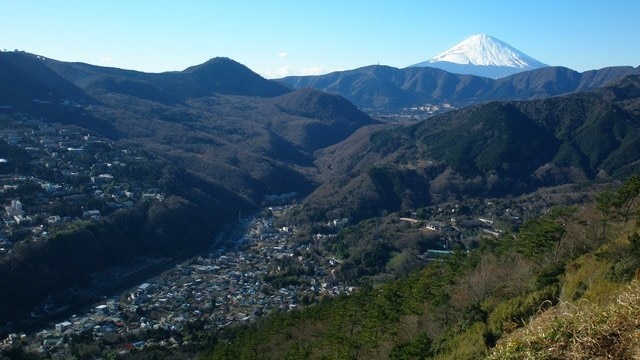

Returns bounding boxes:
[1,48,640,359]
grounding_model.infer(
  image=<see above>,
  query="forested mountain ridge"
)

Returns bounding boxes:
[287,75,640,224]
[0,51,377,331]
[0,52,95,109]
[0,51,378,202]
[43,56,291,104]
[280,64,640,111]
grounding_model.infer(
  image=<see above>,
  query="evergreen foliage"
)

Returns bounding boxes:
[199,175,640,360]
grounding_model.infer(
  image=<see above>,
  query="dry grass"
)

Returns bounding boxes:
[488,281,640,359]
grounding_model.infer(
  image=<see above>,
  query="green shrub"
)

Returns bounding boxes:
[487,285,558,337]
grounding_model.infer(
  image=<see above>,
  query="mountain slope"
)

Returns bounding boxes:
[0,51,95,107]
[200,177,640,360]
[292,75,640,223]
[281,65,493,110]
[181,57,291,98]
[0,52,379,330]
[490,281,640,359]
[279,65,640,111]
[0,51,377,203]
[412,34,548,78]
[268,88,378,150]
[43,55,291,104]
[423,102,559,177]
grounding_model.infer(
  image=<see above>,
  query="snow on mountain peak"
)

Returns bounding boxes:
[411,34,548,78]
[429,34,544,68]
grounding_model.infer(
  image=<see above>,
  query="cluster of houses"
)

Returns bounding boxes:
[4,198,520,355]
[10,206,355,356]
[0,116,543,357]
[0,119,164,255]
[1,191,541,357]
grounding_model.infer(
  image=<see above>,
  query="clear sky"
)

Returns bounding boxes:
[1,0,638,78]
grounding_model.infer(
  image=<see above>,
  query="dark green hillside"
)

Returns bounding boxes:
[424,102,558,178]
[518,79,640,178]
[425,95,640,180]
[591,74,640,114]
[0,198,209,317]
[294,76,640,223]
[201,176,640,359]
[288,164,432,224]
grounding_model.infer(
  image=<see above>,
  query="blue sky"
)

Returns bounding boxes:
[1,1,638,78]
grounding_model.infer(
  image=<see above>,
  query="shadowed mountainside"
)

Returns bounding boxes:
[43,56,291,104]
[0,51,378,203]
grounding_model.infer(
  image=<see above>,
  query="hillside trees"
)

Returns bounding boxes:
[198,176,640,359]
[0,166,246,326]
[596,175,640,241]
[612,175,640,222]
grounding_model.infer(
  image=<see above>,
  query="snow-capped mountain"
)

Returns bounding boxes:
[411,34,548,79]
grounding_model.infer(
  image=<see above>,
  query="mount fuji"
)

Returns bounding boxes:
[411,34,548,79]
